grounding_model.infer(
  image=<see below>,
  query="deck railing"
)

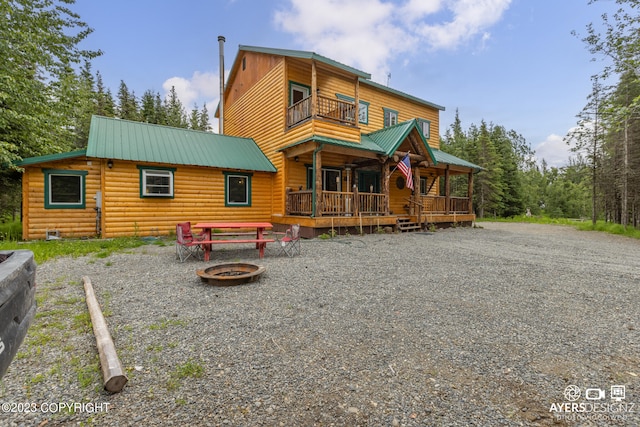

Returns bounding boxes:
[286,191,470,216]
[286,190,313,215]
[421,196,471,214]
[286,95,356,128]
[358,193,386,215]
[286,190,387,216]
[321,191,354,215]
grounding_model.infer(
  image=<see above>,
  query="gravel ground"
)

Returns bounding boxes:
[1,222,639,426]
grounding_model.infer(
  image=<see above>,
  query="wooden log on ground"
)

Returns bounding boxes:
[82,276,128,393]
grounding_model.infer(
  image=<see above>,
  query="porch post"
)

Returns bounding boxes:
[382,160,390,214]
[285,187,291,215]
[314,148,322,217]
[414,166,421,227]
[311,60,317,117]
[445,166,450,215]
[467,171,474,214]
[353,185,359,216]
[354,76,359,126]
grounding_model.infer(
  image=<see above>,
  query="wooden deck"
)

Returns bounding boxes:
[271,213,475,238]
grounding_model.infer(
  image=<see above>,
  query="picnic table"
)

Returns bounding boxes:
[193,222,274,261]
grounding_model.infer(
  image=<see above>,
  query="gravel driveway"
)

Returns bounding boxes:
[1,222,639,426]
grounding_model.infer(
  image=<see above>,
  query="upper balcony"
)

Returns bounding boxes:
[287,94,357,128]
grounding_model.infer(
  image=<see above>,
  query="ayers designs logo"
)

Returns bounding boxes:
[550,384,635,422]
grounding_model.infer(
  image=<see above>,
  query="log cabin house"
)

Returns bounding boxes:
[17,45,481,240]
[220,46,481,237]
[17,116,276,239]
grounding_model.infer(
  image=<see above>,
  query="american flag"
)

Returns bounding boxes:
[398,154,414,190]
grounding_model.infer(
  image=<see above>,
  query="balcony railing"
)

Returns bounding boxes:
[286,95,356,128]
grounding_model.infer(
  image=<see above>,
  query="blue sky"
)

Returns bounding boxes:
[73,0,617,167]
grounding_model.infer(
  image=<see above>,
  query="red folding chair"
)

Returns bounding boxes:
[175,222,204,262]
[275,224,301,257]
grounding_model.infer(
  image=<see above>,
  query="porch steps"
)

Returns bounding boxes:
[397,217,422,232]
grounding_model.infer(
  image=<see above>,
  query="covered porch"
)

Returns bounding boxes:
[276,121,480,236]
[281,171,475,237]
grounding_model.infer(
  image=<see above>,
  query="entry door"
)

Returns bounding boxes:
[290,83,309,105]
[358,171,380,193]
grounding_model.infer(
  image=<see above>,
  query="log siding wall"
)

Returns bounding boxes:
[22,158,274,239]
[22,158,101,240]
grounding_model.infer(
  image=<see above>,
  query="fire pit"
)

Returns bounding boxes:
[196,263,266,286]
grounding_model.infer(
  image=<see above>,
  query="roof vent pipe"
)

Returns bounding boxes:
[218,35,225,135]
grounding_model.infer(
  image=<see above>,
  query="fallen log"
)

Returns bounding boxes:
[82,276,128,393]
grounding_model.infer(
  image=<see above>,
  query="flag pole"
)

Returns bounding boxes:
[388,151,409,177]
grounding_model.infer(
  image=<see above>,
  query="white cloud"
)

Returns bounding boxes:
[273,0,511,81]
[418,0,512,50]
[162,71,220,131]
[162,71,218,109]
[274,0,406,82]
[534,133,573,168]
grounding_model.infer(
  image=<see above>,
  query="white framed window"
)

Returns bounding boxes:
[383,108,398,127]
[336,94,369,124]
[418,118,431,140]
[138,167,175,197]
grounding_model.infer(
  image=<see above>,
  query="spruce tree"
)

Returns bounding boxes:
[117,80,138,120]
[164,86,186,128]
[140,90,159,124]
[95,71,115,117]
[189,105,200,130]
[198,104,212,131]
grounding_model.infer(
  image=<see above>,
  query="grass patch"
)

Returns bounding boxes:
[576,220,640,239]
[477,215,640,239]
[73,312,92,333]
[0,236,153,264]
[166,359,204,391]
[0,220,22,240]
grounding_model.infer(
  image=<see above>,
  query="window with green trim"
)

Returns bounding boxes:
[225,172,252,206]
[289,82,310,106]
[44,169,88,209]
[420,177,427,195]
[418,118,431,140]
[336,94,369,124]
[383,108,398,127]
[138,166,175,198]
[306,166,341,191]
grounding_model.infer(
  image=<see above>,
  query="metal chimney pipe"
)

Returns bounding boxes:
[218,35,226,135]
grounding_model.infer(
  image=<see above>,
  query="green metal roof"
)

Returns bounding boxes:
[15,149,87,166]
[278,120,482,172]
[432,148,483,171]
[364,119,437,164]
[85,116,276,172]
[239,45,371,79]
[278,134,386,154]
[359,78,446,111]
[238,46,445,112]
